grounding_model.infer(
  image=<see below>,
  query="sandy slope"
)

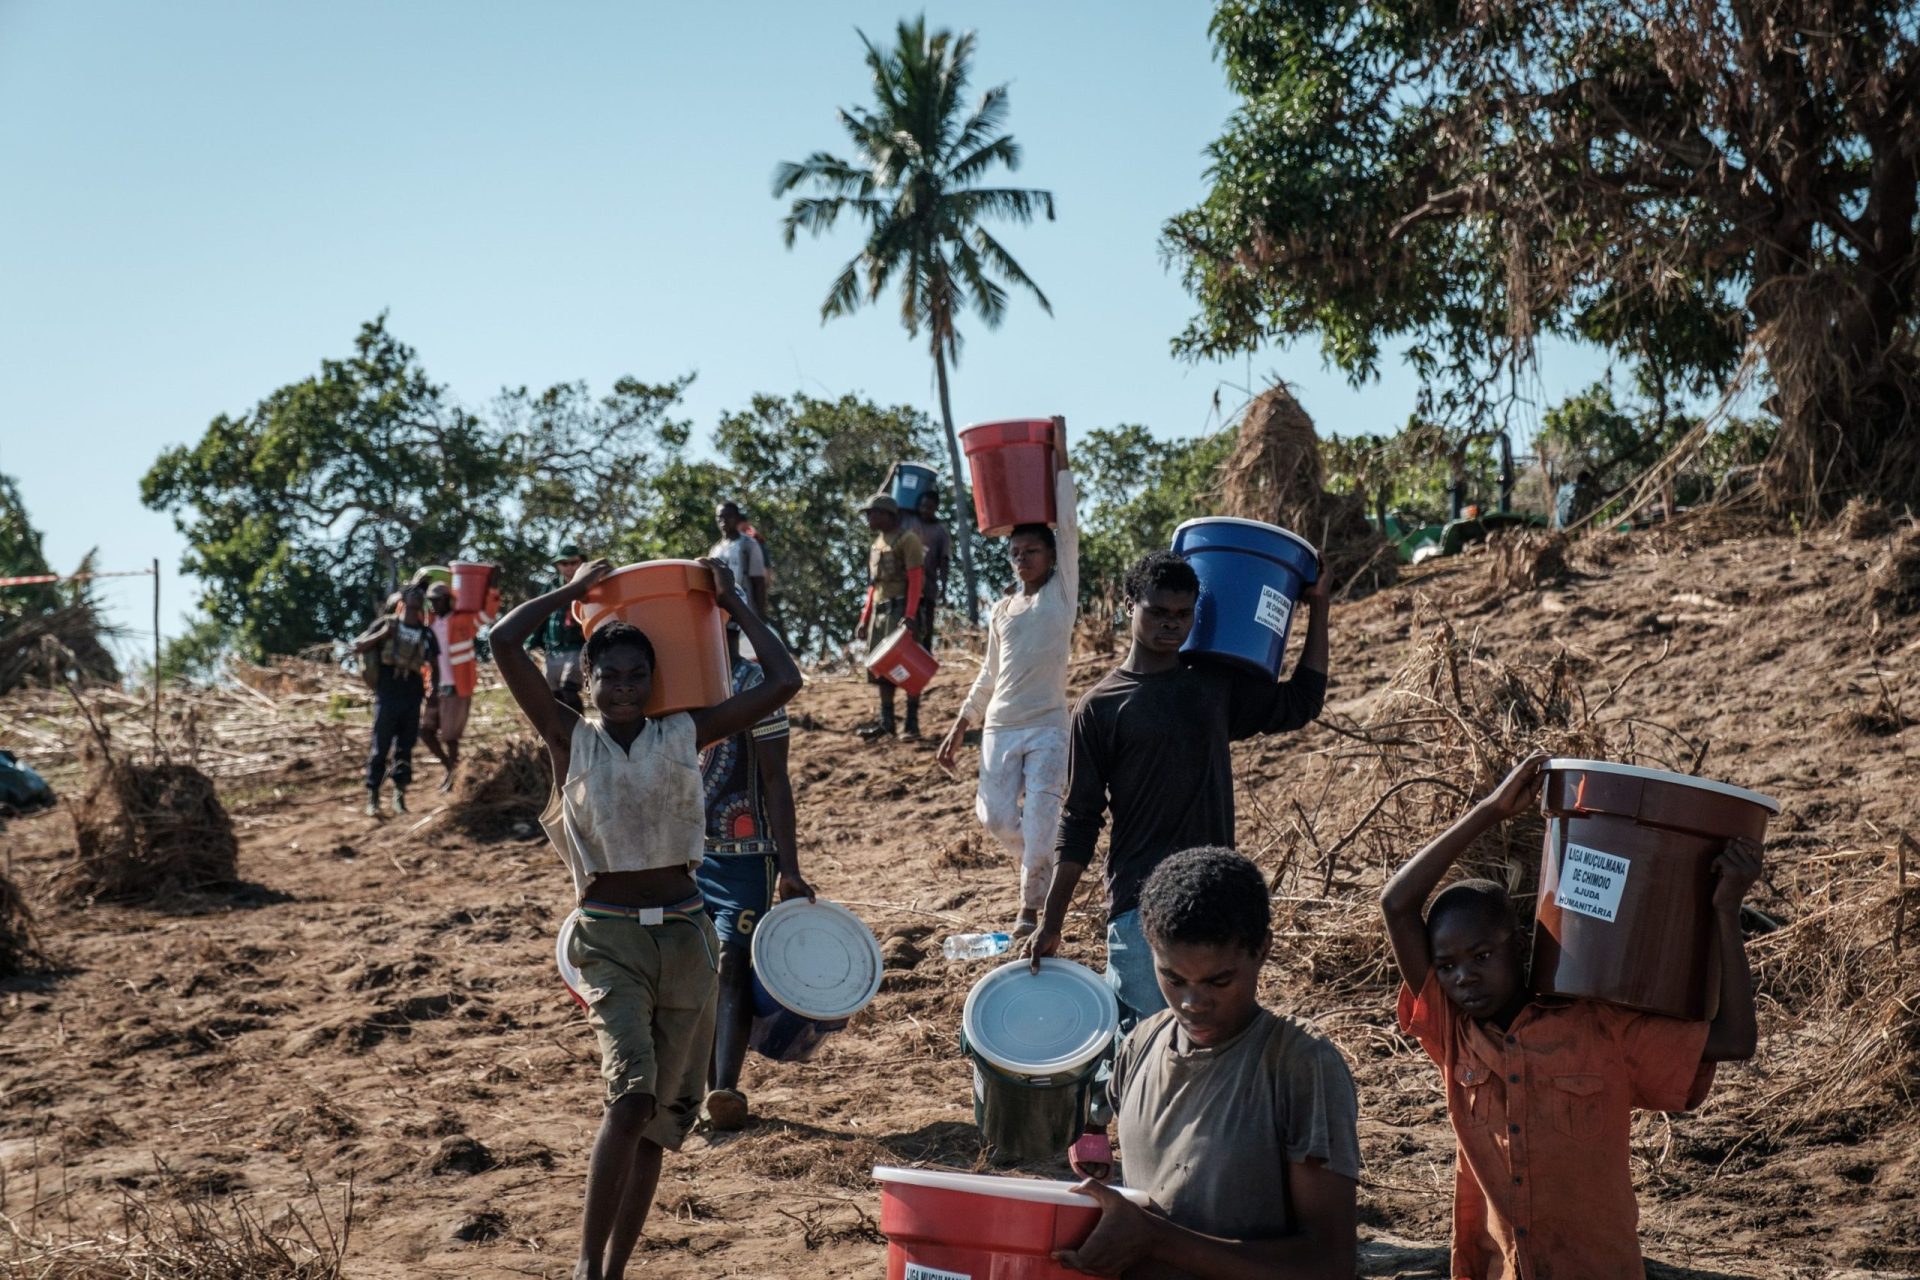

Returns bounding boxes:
[2,525,1917,1278]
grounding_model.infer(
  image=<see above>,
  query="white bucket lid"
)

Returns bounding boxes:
[1172,516,1320,560]
[873,1166,1149,1208]
[555,913,586,1001]
[750,898,884,1021]
[1544,758,1780,814]
[962,957,1118,1076]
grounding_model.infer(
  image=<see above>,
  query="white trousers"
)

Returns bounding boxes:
[975,724,1069,914]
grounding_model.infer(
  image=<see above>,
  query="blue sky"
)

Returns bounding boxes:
[0,2,1609,650]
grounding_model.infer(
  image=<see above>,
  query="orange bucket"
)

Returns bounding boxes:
[874,1167,1149,1280]
[865,624,937,694]
[569,560,731,716]
[449,561,495,613]
[961,418,1058,536]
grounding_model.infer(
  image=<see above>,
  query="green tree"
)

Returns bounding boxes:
[1166,1,1920,515]
[1075,425,1235,603]
[711,393,946,655]
[0,472,56,615]
[774,14,1056,623]
[143,317,521,658]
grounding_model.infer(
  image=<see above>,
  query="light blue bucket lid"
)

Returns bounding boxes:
[963,958,1118,1076]
[750,899,884,1021]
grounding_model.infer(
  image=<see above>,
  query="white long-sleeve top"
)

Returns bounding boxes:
[959,467,1079,732]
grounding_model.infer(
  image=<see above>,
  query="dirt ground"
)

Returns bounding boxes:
[2,523,1917,1279]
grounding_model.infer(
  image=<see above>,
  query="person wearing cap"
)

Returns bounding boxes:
[710,501,769,618]
[350,583,440,817]
[534,544,589,713]
[900,485,952,650]
[855,493,926,740]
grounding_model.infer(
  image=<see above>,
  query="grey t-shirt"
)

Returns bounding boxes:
[1113,1007,1361,1247]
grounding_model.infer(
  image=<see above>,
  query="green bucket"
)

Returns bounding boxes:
[960,958,1119,1164]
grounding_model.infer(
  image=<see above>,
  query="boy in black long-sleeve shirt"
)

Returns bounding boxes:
[1025,550,1329,1028]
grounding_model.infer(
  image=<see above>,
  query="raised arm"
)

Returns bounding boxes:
[490,560,606,758]
[1701,837,1762,1062]
[1380,754,1546,992]
[688,559,802,750]
[1052,417,1081,607]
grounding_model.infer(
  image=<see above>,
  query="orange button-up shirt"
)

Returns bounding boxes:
[1398,970,1715,1280]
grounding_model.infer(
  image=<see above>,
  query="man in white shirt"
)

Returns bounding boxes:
[710,501,769,617]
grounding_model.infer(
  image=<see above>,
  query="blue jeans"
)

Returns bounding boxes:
[1104,909,1166,1033]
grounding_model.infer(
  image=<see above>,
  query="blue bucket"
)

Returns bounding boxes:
[891,463,939,511]
[1170,517,1320,679]
[747,899,883,1062]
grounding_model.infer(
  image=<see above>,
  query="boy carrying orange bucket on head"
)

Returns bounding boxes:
[1379,754,1763,1280]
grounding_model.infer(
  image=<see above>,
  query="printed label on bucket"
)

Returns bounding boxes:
[889,663,910,683]
[904,1265,971,1280]
[1253,584,1294,638]
[1560,843,1631,923]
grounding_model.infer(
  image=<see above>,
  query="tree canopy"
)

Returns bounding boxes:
[1167,0,1920,513]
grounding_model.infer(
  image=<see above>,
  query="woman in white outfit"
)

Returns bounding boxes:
[937,420,1077,937]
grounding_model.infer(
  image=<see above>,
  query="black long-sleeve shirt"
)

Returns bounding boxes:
[1055,660,1327,920]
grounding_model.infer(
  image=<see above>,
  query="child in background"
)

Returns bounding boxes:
[1379,754,1762,1280]
[352,584,438,817]
[1060,847,1359,1279]
[491,556,802,1280]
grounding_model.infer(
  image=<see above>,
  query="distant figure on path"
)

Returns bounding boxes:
[854,493,926,740]
[710,501,769,618]
[418,580,479,792]
[898,476,952,645]
[352,583,439,817]
[533,544,588,713]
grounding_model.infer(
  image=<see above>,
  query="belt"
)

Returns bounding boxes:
[578,893,705,926]
[706,838,778,856]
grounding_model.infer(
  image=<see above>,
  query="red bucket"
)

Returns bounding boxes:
[875,1167,1148,1280]
[1533,759,1778,1020]
[569,561,731,717]
[962,418,1057,536]
[865,624,937,694]
[449,561,495,614]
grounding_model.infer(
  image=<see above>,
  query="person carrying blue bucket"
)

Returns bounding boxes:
[938,417,1076,938]
[489,555,802,1280]
[1024,546,1330,1175]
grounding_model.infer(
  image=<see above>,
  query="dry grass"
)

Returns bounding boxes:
[448,737,550,839]
[56,754,237,905]
[1480,529,1570,598]
[0,872,43,978]
[1866,526,1920,615]
[1835,496,1896,541]
[0,1163,351,1280]
[1214,382,1398,598]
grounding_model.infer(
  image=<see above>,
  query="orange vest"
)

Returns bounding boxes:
[431,612,482,697]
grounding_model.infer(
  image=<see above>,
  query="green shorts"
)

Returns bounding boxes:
[565,899,719,1149]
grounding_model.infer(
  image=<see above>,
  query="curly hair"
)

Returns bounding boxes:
[1424,878,1518,936]
[1122,550,1198,604]
[584,621,656,675]
[1139,846,1270,957]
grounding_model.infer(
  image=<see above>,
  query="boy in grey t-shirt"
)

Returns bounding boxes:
[1060,847,1360,1278]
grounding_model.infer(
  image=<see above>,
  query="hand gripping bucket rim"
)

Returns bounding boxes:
[751,898,884,1022]
[1543,758,1780,813]
[961,957,1118,1078]
[872,1165,1150,1209]
[1171,516,1322,578]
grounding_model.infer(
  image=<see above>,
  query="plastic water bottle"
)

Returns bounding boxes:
[942,932,1013,961]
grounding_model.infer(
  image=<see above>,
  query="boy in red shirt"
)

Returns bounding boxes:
[1380,754,1763,1280]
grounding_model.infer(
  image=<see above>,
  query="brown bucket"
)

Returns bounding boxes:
[1532,759,1778,1021]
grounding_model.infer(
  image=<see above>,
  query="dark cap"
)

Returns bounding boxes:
[554,543,585,561]
[860,493,900,517]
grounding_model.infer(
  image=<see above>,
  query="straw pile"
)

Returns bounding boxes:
[0,871,43,977]
[1835,496,1896,541]
[1214,383,1397,596]
[1866,526,1920,614]
[57,751,238,904]
[0,601,120,695]
[449,737,550,839]
[1481,529,1569,598]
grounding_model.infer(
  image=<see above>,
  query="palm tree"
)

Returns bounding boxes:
[774,14,1055,625]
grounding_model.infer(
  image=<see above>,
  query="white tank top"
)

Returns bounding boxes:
[539,713,705,900]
